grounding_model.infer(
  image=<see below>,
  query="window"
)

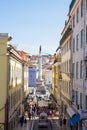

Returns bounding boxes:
[72,90,75,102]
[80,93,82,108]
[81,0,83,17]
[85,95,87,109]
[76,7,79,23]
[86,67,87,79]
[86,25,87,44]
[76,34,79,51]
[81,29,84,48]
[76,62,78,79]
[73,38,75,52]
[76,91,78,105]
[73,14,75,28]
[67,61,68,72]
[72,63,75,78]
[80,60,82,79]
[86,0,87,10]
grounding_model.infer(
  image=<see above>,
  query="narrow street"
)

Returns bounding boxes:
[13,117,71,130]
[13,94,71,130]
[13,120,33,130]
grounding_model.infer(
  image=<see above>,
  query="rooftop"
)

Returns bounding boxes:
[69,0,76,12]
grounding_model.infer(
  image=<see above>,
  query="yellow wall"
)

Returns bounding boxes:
[54,65,58,100]
[52,52,61,103]
[52,65,54,95]
[0,40,8,122]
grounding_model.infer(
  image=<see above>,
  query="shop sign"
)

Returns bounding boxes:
[79,110,87,120]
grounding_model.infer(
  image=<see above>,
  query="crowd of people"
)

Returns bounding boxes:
[19,102,37,127]
[19,95,67,128]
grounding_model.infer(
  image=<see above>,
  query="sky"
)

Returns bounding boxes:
[0,0,71,55]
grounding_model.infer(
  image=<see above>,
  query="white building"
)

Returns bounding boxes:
[69,0,87,110]
[60,17,72,120]
[45,69,52,87]
[66,0,87,129]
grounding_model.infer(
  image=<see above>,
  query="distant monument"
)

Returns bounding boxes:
[38,45,42,80]
[39,45,41,54]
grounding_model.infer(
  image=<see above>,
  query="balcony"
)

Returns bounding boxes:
[84,57,87,62]
[60,27,72,46]
[54,59,57,64]
[69,0,76,12]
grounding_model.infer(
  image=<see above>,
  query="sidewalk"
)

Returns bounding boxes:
[13,120,32,130]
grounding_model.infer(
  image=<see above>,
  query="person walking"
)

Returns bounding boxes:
[32,111,35,119]
[28,112,31,120]
[59,117,62,126]
[63,117,67,125]
[24,111,28,123]
[24,116,27,124]
[20,115,24,127]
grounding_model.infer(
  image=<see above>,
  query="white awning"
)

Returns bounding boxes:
[62,73,70,81]
[67,107,76,117]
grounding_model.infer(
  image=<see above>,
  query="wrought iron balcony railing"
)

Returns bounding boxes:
[60,27,72,45]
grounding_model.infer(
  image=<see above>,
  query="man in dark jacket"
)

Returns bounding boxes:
[20,115,24,127]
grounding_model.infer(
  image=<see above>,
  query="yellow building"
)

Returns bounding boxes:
[53,55,58,102]
[0,33,11,130]
[19,51,30,98]
[52,49,61,105]
[0,33,23,130]
[52,62,55,98]
[60,19,72,118]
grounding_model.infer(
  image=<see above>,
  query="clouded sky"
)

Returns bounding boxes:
[0,0,71,55]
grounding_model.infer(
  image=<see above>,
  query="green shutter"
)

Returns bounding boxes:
[86,0,87,10]
[86,67,87,79]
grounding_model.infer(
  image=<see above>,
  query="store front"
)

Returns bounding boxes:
[67,107,80,130]
[79,109,87,130]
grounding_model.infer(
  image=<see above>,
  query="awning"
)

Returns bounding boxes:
[62,73,70,81]
[70,113,80,126]
[67,107,76,117]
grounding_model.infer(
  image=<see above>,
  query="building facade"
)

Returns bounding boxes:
[19,51,30,98]
[59,0,87,129]
[0,33,24,130]
[0,33,11,130]
[69,0,87,129]
[60,18,72,119]
[9,47,23,130]
[52,49,61,107]
[45,69,52,90]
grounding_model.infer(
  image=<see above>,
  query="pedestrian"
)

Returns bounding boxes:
[32,111,35,119]
[70,125,73,130]
[59,118,62,126]
[63,117,66,125]
[28,112,31,120]
[47,110,50,116]
[33,106,36,112]
[24,116,27,124]
[20,115,24,127]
